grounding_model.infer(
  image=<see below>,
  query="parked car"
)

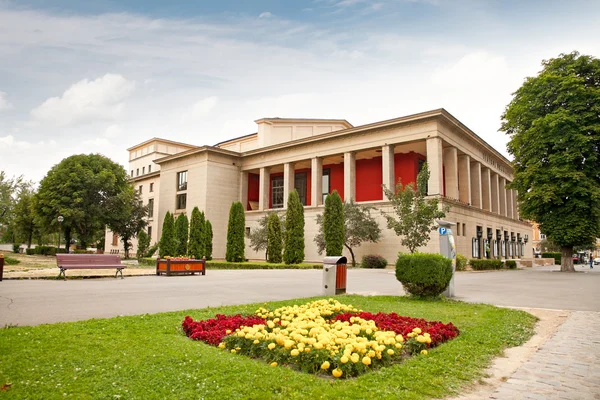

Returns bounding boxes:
[572,255,579,264]
[594,258,600,266]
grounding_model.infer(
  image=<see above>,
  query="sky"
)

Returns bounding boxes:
[1,0,599,184]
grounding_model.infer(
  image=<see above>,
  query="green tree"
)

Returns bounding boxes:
[12,184,39,248]
[249,213,284,261]
[34,154,130,249]
[323,190,344,256]
[174,213,189,256]
[205,220,213,260]
[105,189,148,258]
[500,52,600,272]
[226,202,245,262]
[382,164,448,253]
[136,229,151,260]
[267,213,283,263]
[159,211,176,258]
[188,207,206,259]
[315,200,382,267]
[283,190,305,264]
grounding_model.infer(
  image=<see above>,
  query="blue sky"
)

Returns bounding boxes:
[1,0,599,183]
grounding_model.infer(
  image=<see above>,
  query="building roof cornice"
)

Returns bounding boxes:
[128,171,160,183]
[154,145,241,165]
[127,137,198,152]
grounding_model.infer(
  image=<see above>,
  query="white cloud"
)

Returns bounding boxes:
[430,52,508,89]
[104,124,122,138]
[30,74,135,126]
[258,12,273,19]
[0,91,13,111]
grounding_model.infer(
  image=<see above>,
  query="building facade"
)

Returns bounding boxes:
[105,109,533,263]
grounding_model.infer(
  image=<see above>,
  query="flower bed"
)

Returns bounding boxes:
[182,299,459,379]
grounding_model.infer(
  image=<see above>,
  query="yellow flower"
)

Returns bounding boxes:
[270,362,278,367]
[395,343,403,349]
[420,350,428,355]
[332,368,343,378]
[253,339,260,345]
[362,356,372,366]
[387,349,394,355]
[268,343,276,350]
[231,349,236,354]
[340,356,349,364]
[351,353,360,363]
[412,327,422,334]
[321,361,330,370]
[218,342,226,349]
[225,329,232,334]
[290,349,300,357]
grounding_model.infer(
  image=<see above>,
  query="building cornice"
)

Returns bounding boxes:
[128,171,160,183]
[127,137,198,152]
[154,146,241,165]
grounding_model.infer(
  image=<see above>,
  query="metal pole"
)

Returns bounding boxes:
[58,222,61,251]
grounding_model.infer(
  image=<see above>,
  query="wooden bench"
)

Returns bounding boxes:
[56,254,126,279]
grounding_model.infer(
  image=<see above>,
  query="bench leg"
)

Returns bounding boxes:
[58,268,66,280]
[115,268,124,279]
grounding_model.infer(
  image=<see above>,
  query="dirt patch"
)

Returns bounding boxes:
[1,252,57,272]
[448,307,570,400]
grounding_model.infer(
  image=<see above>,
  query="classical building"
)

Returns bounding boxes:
[105,109,533,262]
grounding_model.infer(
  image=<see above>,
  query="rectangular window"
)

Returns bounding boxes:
[139,185,142,194]
[147,198,154,218]
[131,170,134,177]
[245,227,251,237]
[148,226,152,238]
[148,165,152,173]
[112,232,119,246]
[462,223,466,236]
[176,193,187,210]
[142,166,145,174]
[456,222,461,236]
[493,240,499,257]
[271,176,284,209]
[501,241,506,257]
[177,171,188,191]
[295,172,307,206]
[136,168,139,176]
[540,234,546,239]
[322,168,331,204]
[149,182,154,192]
[509,242,514,257]
[472,238,479,258]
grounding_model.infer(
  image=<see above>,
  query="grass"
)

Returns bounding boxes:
[0,295,537,400]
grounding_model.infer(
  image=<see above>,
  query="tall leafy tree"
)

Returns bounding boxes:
[159,211,176,258]
[136,229,151,260]
[267,213,283,263]
[500,52,600,272]
[105,188,148,258]
[382,164,447,253]
[323,190,344,256]
[315,200,382,267]
[226,202,245,262]
[188,207,206,259]
[283,190,305,264]
[12,184,39,248]
[34,154,130,249]
[0,172,26,243]
[205,219,213,260]
[174,213,189,256]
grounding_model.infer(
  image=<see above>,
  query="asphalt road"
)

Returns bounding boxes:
[1,266,598,326]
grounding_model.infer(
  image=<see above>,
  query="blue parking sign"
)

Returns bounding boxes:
[439,227,447,235]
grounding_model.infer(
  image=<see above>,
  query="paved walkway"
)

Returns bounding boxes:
[489,311,600,400]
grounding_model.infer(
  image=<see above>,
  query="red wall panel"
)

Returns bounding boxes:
[247,173,259,210]
[355,157,383,201]
[324,163,344,201]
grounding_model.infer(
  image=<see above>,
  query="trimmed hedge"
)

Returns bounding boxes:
[456,254,467,271]
[505,260,517,269]
[138,258,322,270]
[542,252,561,264]
[24,246,68,256]
[395,253,452,297]
[360,254,388,269]
[469,259,504,270]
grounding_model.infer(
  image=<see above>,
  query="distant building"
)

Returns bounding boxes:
[105,109,533,262]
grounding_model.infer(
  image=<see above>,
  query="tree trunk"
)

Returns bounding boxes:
[344,244,356,268]
[64,227,71,254]
[122,235,130,259]
[560,246,575,272]
[27,231,32,248]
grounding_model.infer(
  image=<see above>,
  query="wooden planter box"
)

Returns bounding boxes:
[156,258,206,276]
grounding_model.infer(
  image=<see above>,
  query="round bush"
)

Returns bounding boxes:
[395,252,452,297]
[361,254,388,269]
[455,254,467,271]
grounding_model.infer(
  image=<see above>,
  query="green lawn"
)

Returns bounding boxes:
[0,295,536,400]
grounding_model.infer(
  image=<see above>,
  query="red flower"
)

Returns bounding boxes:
[182,314,265,346]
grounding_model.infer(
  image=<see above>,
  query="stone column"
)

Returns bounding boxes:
[491,172,499,214]
[382,144,395,198]
[499,177,507,217]
[426,137,443,196]
[458,154,471,205]
[239,171,248,211]
[470,161,482,208]
[311,157,323,207]
[283,162,295,209]
[507,184,514,219]
[258,167,270,211]
[344,152,356,202]
[481,167,492,212]
[513,190,519,220]
[443,147,459,199]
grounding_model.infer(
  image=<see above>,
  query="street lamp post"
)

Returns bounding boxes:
[57,216,64,252]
